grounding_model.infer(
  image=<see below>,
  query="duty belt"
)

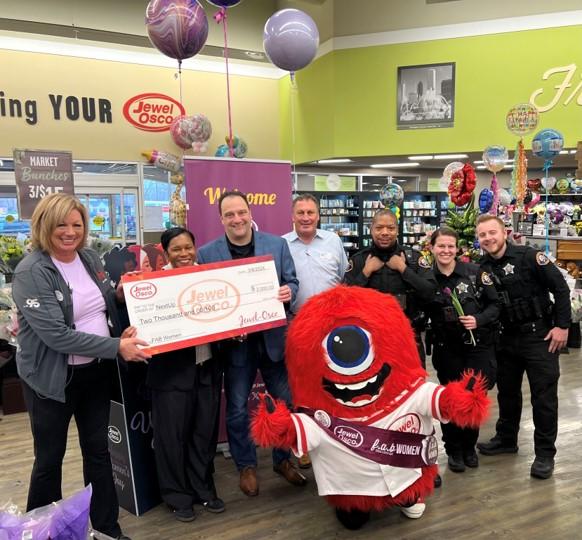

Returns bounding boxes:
[503,318,550,334]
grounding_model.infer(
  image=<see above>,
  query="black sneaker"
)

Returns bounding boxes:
[90,529,131,540]
[463,451,479,468]
[203,498,226,513]
[448,454,466,473]
[433,473,442,488]
[477,437,518,456]
[174,507,196,522]
[530,456,554,479]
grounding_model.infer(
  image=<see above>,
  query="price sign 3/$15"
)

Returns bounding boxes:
[13,149,74,220]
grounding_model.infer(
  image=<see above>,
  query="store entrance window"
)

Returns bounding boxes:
[0,195,30,235]
[77,189,138,244]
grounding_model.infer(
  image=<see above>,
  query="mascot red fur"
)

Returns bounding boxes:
[251,286,490,530]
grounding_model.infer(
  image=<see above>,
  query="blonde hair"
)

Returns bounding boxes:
[30,193,89,253]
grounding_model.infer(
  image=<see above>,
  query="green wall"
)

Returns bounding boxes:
[281,25,582,163]
[279,51,336,163]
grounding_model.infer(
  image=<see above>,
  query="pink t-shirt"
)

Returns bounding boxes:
[52,254,110,365]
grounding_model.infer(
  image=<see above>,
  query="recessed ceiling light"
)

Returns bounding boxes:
[570,149,577,154]
[559,150,569,155]
[433,154,469,159]
[370,162,420,168]
[244,51,265,60]
[476,164,513,170]
[474,159,513,164]
[317,158,353,164]
[408,155,433,160]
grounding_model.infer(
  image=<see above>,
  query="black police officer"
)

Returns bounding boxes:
[344,208,436,367]
[419,227,498,473]
[476,215,570,479]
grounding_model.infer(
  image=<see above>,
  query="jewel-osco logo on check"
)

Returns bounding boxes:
[129,282,157,300]
[178,279,240,323]
[122,93,185,132]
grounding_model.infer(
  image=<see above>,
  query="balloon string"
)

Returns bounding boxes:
[178,60,183,105]
[490,172,499,216]
[215,8,234,158]
[178,60,185,163]
[289,73,298,193]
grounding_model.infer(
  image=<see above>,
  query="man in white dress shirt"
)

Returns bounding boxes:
[283,193,348,468]
[283,194,348,315]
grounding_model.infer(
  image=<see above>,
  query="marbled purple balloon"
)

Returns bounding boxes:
[146,0,209,61]
[263,8,319,73]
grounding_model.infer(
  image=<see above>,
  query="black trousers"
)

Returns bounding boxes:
[432,335,496,456]
[22,361,121,538]
[150,358,223,510]
[494,325,560,457]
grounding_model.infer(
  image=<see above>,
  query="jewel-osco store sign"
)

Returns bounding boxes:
[122,93,185,132]
[0,91,184,131]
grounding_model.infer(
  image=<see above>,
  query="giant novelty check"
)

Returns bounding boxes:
[122,256,287,354]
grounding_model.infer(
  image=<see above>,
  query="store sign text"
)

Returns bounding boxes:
[0,91,112,125]
[203,187,277,206]
[122,93,185,132]
[530,63,582,113]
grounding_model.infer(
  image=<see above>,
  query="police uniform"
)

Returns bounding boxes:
[420,260,498,461]
[479,243,570,460]
[344,243,436,367]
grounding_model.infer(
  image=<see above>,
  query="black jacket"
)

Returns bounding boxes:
[344,242,436,324]
[419,260,500,337]
[480,243,571,329]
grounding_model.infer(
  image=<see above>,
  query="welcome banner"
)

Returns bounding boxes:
[184,157,293,247]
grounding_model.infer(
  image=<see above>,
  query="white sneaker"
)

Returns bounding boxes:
[400,499,426,519]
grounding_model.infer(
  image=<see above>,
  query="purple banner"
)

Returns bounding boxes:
[184,157,292,246]
[13,149,74,220]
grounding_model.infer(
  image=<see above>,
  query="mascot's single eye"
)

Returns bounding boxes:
[322,325,374,375]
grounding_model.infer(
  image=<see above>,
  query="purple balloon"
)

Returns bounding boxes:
[207,0,243,7]
[146,0,209,61]
[263,9,319,73]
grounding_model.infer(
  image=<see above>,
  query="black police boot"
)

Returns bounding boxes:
[463,450,479,468]
[335,508,370,530]
[476,436,518,456]
[448,453,465,473]
[530,456,554,479]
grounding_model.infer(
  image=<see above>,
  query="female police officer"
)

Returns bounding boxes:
[420,227,498,473]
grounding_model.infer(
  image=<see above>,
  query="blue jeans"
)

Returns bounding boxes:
[223,334,292,470]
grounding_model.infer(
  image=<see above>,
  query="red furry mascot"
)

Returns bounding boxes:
[251,286,490,530]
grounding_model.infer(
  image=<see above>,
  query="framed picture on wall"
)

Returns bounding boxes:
[397,62,455,130]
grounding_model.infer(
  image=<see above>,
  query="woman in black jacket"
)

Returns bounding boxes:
[146,227,224,522]
[420,227,498,473]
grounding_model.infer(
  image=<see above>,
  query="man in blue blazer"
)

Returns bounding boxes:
[197,191,307,497]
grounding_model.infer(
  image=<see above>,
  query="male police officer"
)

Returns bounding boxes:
[476,215,570,479]
[344,208,435,366]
